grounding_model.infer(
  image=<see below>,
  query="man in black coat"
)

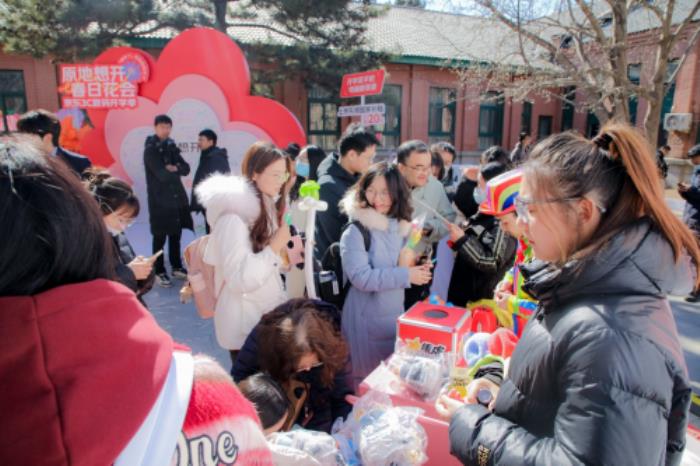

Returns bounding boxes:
[190,128,230,233]
[143,114,193,287]
[314,124,379,260]
[16,109,91,177]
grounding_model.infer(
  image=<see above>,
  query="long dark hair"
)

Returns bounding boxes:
[353,162,413,222]
[524,123,700,285]
[257,299,348,387]
[0,135,114,296]
[84,168,140,217]
[241,141,289,253]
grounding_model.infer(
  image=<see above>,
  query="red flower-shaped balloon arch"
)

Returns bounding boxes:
[77,27,305,221]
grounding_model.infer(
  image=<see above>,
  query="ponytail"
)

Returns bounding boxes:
[524,123,700,287]
[596,124,700,280]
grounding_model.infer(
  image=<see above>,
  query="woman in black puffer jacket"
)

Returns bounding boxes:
[444,124,700,465]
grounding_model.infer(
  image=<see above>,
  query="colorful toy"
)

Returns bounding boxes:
[299,180,321,200]
[478,169,522,216]
[463,332,491,367]
[406,213,427,250]
[468,299,512,329]
[487,327,519,359]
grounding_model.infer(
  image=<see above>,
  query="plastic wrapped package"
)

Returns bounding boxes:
[386,346,449,401]
[332,391,428,466]
[357,407,428,466]
[268,428,346,466]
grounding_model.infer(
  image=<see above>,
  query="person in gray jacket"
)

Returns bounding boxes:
[397,140,455,308]
[441,125,699,466]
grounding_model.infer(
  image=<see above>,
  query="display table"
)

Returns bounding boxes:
[357,364,461,466]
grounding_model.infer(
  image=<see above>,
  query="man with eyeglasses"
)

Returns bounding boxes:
[397,140,455,309]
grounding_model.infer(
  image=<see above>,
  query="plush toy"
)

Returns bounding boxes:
[487,327,519,359]
[463,332,491,367]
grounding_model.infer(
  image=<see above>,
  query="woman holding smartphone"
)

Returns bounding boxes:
[86,169,155,304]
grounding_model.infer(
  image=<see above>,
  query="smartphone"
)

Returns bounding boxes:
[148,250,164,263]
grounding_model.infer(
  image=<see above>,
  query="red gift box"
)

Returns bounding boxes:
[397,302,471,357]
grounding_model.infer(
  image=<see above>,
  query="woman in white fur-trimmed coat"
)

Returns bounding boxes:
[195,142,291,366]
[340,163,433,386]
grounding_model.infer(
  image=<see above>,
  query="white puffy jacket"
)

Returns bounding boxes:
[195,174,287,350]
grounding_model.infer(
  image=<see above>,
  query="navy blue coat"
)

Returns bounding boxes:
[232,300,354,433]
[56,146,91,177]
[314,153,359,260]
[190,146,230,212]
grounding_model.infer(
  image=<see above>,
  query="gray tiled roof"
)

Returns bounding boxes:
[133,1,699,64]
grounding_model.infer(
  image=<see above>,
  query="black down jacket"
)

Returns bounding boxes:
[449,218,693,465]
[111,233,154,304]
[143,135,193,235]
[190,146,230,213]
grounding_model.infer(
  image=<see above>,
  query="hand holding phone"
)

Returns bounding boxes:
[148,250,164,264]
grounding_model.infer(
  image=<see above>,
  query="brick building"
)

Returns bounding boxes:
[1,4,699,167]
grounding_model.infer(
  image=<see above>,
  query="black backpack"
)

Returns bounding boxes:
[315,221,371,309]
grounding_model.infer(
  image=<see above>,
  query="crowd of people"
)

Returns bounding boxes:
[1,106,699,465]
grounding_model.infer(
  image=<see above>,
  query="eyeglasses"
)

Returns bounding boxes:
[405,164,431,174]
[514,196,606,224]
[366,189,391,200]
[267,172,290,183]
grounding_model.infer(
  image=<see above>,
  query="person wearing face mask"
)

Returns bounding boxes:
[445,162,517,307]
[286,145,327,298]
[232,298,353,433]
[195,142,291,367]
[86,168,155,304]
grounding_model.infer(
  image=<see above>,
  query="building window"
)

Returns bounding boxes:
[561,86,575,131]
[428,87,456,145]
[659,60,678,146]
[521,101,532,135]
[586,112,600,138]
[0,70,27,133]
[628,64,641,125]
[307,86,339,152]
[478,92,504,149]
[537,115,553,140]
[366,84,402,149]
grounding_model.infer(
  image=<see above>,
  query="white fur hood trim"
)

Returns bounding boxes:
[340,192,411,236]
[195,174,260,226]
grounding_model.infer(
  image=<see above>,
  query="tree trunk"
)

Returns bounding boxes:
[213,0,227,32]
[644,88,664,149]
